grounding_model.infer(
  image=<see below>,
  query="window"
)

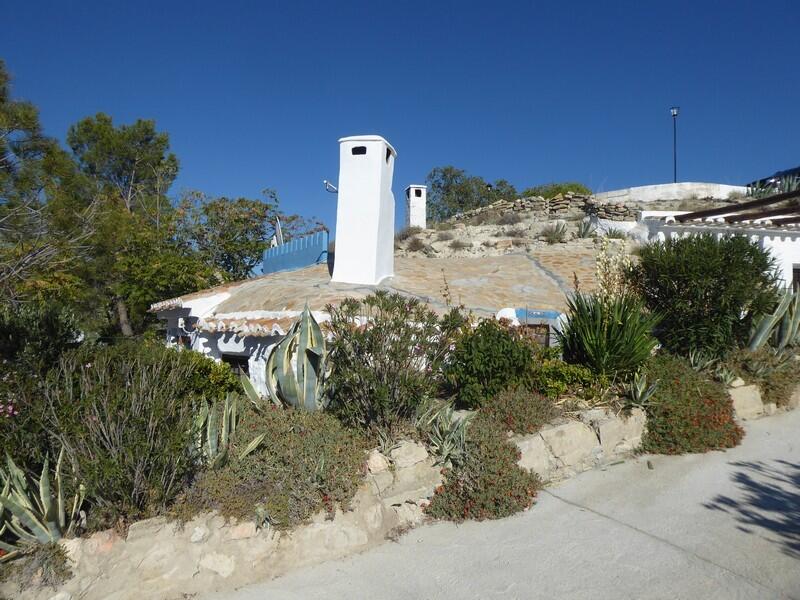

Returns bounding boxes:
[415,189,422,197]
[351,146,367,155]
[793,265,800,289]
[386,148,392,162]
[221,354,249,376]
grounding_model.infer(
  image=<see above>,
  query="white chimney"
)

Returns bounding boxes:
[331,135,397,285]
[405,185,427,229]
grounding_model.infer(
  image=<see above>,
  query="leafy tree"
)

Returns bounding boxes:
[521,182,592,198]
[426,166,518,222]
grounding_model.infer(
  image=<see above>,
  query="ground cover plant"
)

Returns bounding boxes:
[481,384,560,434]
[629,234,779,358]
[176,404,367,529]
[641,353,743,454]
[426,415,541,521]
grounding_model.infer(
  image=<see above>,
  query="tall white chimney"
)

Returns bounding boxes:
[331,135,396,285]
[405,185,427,229]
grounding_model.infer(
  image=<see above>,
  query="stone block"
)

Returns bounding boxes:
[764,402,777,416]
[514,433,555,480]
[367,449,390,473]
[539,420,600,470]
[227,521,258,540]
[788,384,800,410]
[729,384,764,420]
[390,440,428,468]
[392,502,425,526]
[593,408,646,456]
[729,377,746,388]
[199,551,236,578]
[381,459,442,507]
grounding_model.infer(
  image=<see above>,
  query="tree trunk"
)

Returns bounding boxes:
[116,298,134,337]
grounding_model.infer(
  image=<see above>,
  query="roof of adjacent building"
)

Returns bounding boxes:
[150,245,602,336]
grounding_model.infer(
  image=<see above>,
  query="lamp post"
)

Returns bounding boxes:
[670,106,679,183]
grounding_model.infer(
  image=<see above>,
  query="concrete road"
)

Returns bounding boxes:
[208,410,800,600]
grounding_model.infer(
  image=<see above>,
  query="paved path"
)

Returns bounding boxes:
[207,410,800,600]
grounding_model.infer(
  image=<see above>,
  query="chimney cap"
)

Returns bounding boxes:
[338,135,396,157]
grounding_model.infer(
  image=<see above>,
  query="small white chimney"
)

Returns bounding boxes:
[405,185,427,229]
[331,135,397,286]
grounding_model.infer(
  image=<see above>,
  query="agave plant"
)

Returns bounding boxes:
[576,220,597,239]
[0,449,85,561]
[265,304,330,412]
[688,348,717,372]
[714,365,737,385]
[749,287,800,351]
[415,399,473,466]
[194,393,238,469]
[624,372,658,409]
[541,222,567,244]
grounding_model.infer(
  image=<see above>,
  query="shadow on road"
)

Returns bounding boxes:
[704,460,800,559]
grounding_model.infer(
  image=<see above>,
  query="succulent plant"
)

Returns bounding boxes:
[576,220,597,239]
[688,348,717,372]
[749,287,800,351]
[0,449,84,561]
[415,398,473,466]
[194,393,238,469]
[625,372,659,409]
[265,304,330,412]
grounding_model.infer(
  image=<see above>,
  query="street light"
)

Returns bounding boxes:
[670,106,679,183]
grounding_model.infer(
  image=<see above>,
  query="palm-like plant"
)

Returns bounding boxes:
[557,292,660,379]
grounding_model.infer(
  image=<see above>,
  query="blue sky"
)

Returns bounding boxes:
[3,0,799,232]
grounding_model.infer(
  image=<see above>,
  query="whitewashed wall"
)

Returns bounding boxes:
[595,182,746,203]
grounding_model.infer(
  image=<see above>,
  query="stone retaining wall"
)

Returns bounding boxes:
[450,193,638,223]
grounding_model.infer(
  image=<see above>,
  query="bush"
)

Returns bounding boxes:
[406,237,426,252]
[482,384,560,434]
[449,239,471,250]
[177,405,366,529]
[43,342,212,525]
[496,212,522,226]
[326,292,460,430]
[642,353,742,454]
[557,293,660,379]
[541,222,567,244]
[443,319,534,409]
[604,227,627,239]
[526,345,595,398]
[435,231,454,242]
[629,234,779,357]
[522,182,592,199]
[426,416,540,521]
[724,348,800,407]
[0,303,80,375]
[395,226,422,241]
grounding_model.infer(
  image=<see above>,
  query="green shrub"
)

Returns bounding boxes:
[557,293,660,379]
[642,353,742,454]
[526,346,595,398]
[629,234,779,357]
[522,182,592,199]
[326,292,459,430]
[426,416,540,521]
[541,222,567,244]
[482,384,560,434]
[604,227,627,239]
[0,303,80,375]
[443,319,534,409]
[43,342,208,525]
[182,350,240,400]
[724,348,800,407]
[176,405,366,529]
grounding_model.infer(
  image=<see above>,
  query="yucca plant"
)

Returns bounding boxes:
[265,304,330,412]
[0,449,84,561]
[194,393,238,469]
[557,292,660,379]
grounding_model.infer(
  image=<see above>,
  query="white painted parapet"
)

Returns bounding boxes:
[594,182,746,204]
[332,135,397,285]
[405,185,427,229]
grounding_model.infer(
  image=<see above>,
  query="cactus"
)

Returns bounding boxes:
[0,449,85,561]
[265,304,330,412]
[749,287,800,351]
[195,393,238,469]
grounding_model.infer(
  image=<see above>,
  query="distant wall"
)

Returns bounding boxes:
[263,230,329,276]
[594,182,746,204]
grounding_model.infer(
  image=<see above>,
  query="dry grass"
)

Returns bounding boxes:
[449,239,472,250]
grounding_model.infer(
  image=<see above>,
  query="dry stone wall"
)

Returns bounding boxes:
[450,193,638,223]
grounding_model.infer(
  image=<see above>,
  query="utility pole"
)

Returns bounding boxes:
[670,107,679,183]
